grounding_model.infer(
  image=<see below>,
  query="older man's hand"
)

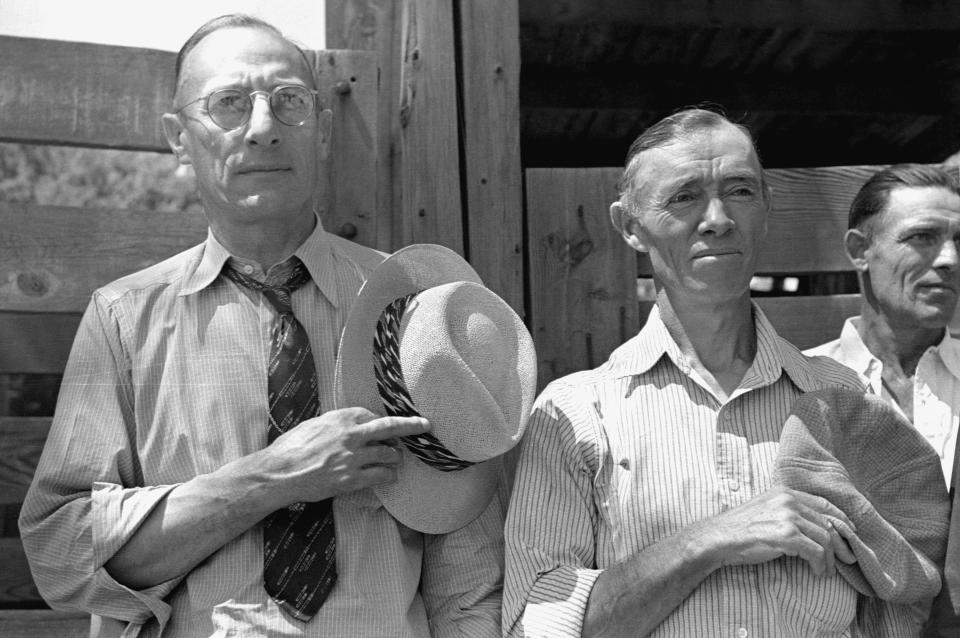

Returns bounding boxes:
[261,407,429,505]
[693,486,858,577]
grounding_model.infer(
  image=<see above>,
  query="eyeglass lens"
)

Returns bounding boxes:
[207,86,315,129]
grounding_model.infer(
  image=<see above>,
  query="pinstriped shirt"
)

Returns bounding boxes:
[504,304,874,638]
[19,220,504,638]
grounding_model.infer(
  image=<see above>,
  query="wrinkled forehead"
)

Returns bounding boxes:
[878,185,960,226]
[626,124,764,197]
[178,26,314,98]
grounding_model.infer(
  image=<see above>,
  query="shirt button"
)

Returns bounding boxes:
[242,264,254,275]
[737,628,748,638]
[727,479,740,492]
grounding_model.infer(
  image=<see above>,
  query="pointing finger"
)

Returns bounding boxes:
[360,416,430,442]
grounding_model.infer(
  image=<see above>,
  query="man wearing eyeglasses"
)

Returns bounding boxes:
[18,14,505,638]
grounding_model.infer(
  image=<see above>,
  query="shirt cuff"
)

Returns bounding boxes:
[522,566,603,638]
[90,482,184,624]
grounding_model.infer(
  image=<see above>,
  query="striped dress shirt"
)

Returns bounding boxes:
[19,220,504,638]
[503,304,890,638]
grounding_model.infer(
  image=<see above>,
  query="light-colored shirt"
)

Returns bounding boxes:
[19,220,504,638]
[806,316,960,486]
[504,304,881,638]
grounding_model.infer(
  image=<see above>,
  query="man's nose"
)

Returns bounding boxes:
[934,238,960,270]
[699,197,734,235]
[244,93,280,147]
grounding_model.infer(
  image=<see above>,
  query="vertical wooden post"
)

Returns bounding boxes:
[456,0,525,315]
[325,0,401,252]
[396,0,464,253]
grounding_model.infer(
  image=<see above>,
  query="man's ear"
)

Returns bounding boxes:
[161,113,192,166]
[610,200,648,253]
[844,228,870,271]
[316,108,333,161]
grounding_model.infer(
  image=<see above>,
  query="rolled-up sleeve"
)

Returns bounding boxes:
[19,295,183,625]
[421,485,506,637]
[503,387,604,638]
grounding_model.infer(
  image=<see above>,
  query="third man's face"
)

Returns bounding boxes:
[863,185,960,330]
[623,123,770,305]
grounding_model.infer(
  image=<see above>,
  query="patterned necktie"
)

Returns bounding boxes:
[223,259,337,622]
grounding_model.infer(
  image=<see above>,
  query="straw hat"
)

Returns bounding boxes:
[775,388,950,603]
[334,244,537,533]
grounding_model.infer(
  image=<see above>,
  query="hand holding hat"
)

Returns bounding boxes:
[335,244,537,533]
[774,388,950,604]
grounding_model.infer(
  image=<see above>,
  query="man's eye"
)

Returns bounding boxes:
[906,232,936,243]
[729,187,756,197]
[212,92,245,111]
[669,192,695,204]
[276,90,306,107]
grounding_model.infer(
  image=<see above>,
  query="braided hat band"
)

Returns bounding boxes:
[373,293,475,472]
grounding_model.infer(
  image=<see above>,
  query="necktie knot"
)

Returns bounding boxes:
[224,259,312,316]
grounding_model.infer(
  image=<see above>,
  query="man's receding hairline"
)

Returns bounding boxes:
[174,23,314,103]
[621,121,762,199]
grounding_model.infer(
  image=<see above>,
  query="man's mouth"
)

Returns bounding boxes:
[236,166,291,175]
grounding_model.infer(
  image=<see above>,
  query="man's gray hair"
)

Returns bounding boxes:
[618,108,765,205]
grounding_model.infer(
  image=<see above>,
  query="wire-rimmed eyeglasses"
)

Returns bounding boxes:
[174,84,320,130]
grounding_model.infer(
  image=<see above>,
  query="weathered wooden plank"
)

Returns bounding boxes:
[519,0,960,30]
[0,417,51,505]
[397,0,465,253]
[0,313,77,375]
[0,537,41,605]
[758,165,884,274]
[309,49,381,250]
[0,36,174,151]
[0,610,89,638]
[526,168,640,389]
[0,203,207,313]
[457,0,525,316]
[327,0,402,252]
[756,294,861,351]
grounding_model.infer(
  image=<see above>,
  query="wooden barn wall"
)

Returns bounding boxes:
[327,0,525,314]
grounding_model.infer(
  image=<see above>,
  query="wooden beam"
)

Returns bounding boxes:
[519,0,960,30]
[0,314,78,374]
[397,0,465,253]
[520,66,950,115]
[0,36,173,151]
[327,0,402,252]
[0,610,89,638]
[457,0,525,315]
[756,294,861,350]
[526,168,639,389]
[0,537,42,605]
[0,417,51,505]
[0,203,207,313]
[309,50,381,250]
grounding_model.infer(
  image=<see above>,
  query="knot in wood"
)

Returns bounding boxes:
[337,222,358,239]
[17,271,49,297]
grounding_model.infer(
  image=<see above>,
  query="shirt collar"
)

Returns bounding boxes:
[608,301,819,393]
[178,214,340,307]
[930,329,960,381]
[834,316,880,384]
